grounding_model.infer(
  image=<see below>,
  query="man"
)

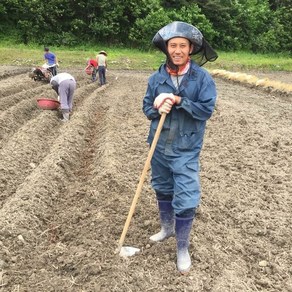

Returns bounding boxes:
[44,47,58,76]
[96,50,107,86]
[143,21,218,274]
[50,72,76,122]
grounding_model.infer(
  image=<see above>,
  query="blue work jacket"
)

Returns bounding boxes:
[143,61,217,156]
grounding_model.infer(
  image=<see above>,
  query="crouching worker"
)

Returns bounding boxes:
[143,21,218,274]
[50,72,76,122]
[85,59,98,82]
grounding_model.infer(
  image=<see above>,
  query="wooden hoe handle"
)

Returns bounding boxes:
[117,113,166,252]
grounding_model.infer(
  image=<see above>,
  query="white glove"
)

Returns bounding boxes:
[158,99,173,114]
[154,93,175,109]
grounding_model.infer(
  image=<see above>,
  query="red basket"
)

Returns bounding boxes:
[37,98,60,110]
[85,66,93,75]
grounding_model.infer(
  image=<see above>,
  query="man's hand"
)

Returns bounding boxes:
[158,99,173,114]
[154,93,175,109]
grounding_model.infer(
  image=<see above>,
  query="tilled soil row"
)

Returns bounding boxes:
[0,70,155,291]
[0,81,46,109]
[0,67,30,82]
[0,68,291,291]
[0,71,105,202]
[0,71,94,147]
[0,81,108,289]
[0,73,45,98]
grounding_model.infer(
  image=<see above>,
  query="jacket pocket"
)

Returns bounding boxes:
[176,130,204,151]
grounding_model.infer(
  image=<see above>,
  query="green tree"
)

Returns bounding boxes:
[0,0,290,53]
[268,0,291,9]
[129,8,171,49]
[130,3,216,49]
[195,0,242,50]
[274,5,292,52]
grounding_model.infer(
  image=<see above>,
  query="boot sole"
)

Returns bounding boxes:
[178,267,191,275]
[149,232,175,242]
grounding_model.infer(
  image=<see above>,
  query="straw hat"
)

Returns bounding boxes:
[98,50,107,56]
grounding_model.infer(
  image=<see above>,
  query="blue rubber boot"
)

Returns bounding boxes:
[150,200,175,242]
[60,110,70,122]
[175,216,194,274]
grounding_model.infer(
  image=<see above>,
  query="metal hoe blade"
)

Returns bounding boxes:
[119,246,141,257]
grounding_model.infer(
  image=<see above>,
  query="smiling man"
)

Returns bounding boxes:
[142,21,218,274]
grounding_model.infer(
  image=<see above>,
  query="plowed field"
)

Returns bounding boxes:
[0,66,291,291]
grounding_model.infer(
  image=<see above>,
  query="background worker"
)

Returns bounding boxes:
[50,72,76,122]
[143,21,218,274]
[96,50,107,86]
[44,47,58,76]
[85,58,98,82]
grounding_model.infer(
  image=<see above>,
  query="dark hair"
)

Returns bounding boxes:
[44,47,49,52]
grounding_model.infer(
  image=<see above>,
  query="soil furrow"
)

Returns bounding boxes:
[0,112,61,204]
[0,66,30,81]
[0,67,291,292]
[0,78,101,148]
[0,73,44,98]
[0,83,49,111]
[0,83,107,281]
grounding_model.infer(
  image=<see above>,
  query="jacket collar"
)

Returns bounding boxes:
[156,60,199,93]
[158,60,198,80]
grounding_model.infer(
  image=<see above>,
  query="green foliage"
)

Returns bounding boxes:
[129,8,171,49]
[195,0,291,53]
[167,5,216,41]
[0,0,291,53]
[274,6,292,52]
[231,0,280,52]
[195,0,242,50]
[129,3,216,49]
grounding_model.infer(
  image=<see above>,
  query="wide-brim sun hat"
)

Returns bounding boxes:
[152,21,218,66]
[98,50,107,56]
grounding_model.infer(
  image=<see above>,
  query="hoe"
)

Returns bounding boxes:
[117,113,166,257]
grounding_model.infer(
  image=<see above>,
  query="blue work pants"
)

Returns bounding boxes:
[151,149,201,215]
[98,66,106,85]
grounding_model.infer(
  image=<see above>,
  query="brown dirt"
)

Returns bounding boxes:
[0,65,291,292]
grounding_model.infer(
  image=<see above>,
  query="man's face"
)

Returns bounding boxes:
[167,37,193,67]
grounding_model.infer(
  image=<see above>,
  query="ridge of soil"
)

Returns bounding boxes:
[0,66,291,291]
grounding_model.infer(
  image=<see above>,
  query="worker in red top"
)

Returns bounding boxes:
[85,59,98,82]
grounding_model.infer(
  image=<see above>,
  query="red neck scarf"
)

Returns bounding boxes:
[166,59,191,76]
